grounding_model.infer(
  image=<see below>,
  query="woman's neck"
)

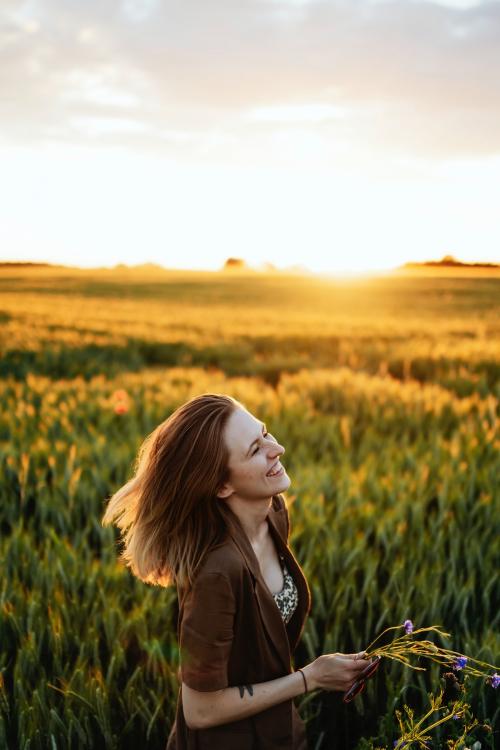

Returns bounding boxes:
[224,495,273,546]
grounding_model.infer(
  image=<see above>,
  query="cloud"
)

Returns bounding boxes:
[0,0,499,160]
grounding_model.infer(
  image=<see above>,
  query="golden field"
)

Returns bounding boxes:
[0,265,498,749]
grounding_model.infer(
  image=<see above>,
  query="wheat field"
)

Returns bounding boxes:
[1,265,498,749]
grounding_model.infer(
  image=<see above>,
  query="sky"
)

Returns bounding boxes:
[1,0,499,274]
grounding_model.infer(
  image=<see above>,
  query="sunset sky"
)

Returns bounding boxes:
[1,0,499,274]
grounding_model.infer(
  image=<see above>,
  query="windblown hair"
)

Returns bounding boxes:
[101,393,243,591]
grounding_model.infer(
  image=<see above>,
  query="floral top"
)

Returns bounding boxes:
[272,554,299,624]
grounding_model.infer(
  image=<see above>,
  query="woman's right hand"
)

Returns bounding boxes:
[302,651,371,692]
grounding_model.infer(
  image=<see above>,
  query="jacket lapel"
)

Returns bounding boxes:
[266,502,312,655]
[222,496,293,674]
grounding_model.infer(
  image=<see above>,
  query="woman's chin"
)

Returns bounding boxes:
[277,474,291,492]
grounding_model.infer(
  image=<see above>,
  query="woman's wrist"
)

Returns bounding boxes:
[297,663,317,692]
[296,668,308,694]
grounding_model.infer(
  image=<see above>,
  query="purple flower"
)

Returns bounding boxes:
[490,673,499,689]
[403,619,414,635]
[453,656,468,671]
[453,714,461,720]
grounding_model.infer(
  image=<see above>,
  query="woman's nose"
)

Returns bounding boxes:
[267,440,285,456]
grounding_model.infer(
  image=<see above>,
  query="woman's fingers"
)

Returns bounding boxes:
[351,651,368,660]
[344,652,371,670]
[312,652,376,692]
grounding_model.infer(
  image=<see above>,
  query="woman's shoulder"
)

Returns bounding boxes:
[193,536,243,586]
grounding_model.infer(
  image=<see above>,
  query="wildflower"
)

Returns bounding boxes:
[114,402,129,415]
[453,656,468,671]
[403,619,414,635]
[490,673,499,689]
[453,714,460,720]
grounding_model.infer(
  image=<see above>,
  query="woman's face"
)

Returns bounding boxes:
[217,407,291,502]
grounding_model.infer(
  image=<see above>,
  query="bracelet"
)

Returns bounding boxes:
[297,668,308,694]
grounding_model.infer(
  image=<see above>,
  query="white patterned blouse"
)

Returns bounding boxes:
[272,554,299,624]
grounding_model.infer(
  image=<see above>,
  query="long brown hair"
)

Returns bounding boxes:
[101,393,242,590]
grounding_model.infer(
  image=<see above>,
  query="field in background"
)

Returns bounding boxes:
[1,266,499,749]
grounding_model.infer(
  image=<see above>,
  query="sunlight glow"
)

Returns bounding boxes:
[1,142,498,274]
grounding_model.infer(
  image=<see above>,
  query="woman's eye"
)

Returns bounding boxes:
[252,432,269,455]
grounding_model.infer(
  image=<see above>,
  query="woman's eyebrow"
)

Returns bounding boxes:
[246,423,266,456]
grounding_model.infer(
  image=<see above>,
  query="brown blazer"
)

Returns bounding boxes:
[166,493,312,749]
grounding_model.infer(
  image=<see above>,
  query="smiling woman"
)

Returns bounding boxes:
[101,393,370,749]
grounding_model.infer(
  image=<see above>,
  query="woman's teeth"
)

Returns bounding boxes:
[267,463,283,477]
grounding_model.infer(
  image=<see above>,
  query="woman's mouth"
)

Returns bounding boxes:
[267,462,284,477]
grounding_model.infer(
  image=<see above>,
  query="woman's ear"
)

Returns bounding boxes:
[216,482,233,500]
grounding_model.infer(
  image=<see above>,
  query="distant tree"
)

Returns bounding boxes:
[401,255,499,270]
[223,257,247,270]
[0,261,52,267]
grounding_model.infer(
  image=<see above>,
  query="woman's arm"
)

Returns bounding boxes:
[182,652,369,730]
[182,670,305,730]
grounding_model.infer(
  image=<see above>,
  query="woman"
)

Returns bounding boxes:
[102,393,371,749]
